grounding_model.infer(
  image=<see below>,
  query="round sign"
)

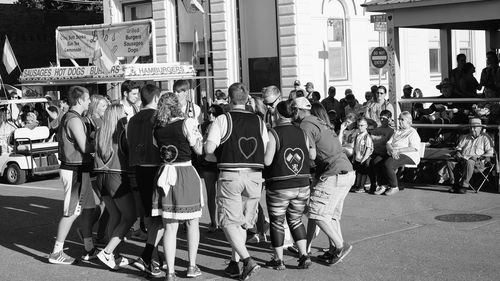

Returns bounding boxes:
[371,47,388,68]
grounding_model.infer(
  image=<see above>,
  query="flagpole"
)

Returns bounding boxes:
[0,75,9,99]
[202,0,211,101]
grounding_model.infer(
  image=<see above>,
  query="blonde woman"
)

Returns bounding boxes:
[152,92,203,281]
[94,104,136,269]
[373,111,421,196]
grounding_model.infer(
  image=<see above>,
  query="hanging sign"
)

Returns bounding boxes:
[56,23,150,59]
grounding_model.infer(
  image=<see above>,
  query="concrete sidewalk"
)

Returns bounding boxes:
[0,180,499,281]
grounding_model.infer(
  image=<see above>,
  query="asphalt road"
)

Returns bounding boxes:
[0,177,499,281]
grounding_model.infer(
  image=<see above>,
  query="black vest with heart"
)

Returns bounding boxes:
[265,123,310,190]
[154,119,192,163]
[215,110,264,170]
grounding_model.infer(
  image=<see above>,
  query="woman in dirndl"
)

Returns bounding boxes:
[152,92,204,281]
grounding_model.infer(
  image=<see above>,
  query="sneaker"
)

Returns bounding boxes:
[317,250,335,262]
[384,187,399,196]
[130,229,148,241]
[297,255,312,269]
[329,242,353,265]
[246,234,260,244]
[133,257,163,277]
[373,185,387,195]
[48,251,76,265]
[149,260,163,277]
[265,258,285,270]
[116,256,130,267]
[353,186,365,193]
[165,272,176,281]
[97,250,117,270]
[224,260,241,278]
[81,248,99,261]
[186,265,202,278]
[240,259,260,281]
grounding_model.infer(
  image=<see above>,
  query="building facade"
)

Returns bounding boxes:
[103,0,487,101]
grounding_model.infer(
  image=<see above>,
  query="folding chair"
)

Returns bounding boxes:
[468,154,497,193]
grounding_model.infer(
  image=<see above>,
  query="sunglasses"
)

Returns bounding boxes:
[263,96,280,107]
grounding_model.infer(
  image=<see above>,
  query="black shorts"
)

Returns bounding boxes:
[95,172,131,199]
[136,166,160,217]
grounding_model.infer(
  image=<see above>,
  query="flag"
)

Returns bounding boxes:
[2,36,19,74]
[90,39,117,73]
[192,27,199,65]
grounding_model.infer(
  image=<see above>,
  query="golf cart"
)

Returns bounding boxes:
[0,98,59,184]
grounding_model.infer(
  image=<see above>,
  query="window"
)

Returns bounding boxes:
[327,19,347,80]
[324,0,348,81]
[429,48,440,74]
[428,29,440,75]
[123,2,152,21]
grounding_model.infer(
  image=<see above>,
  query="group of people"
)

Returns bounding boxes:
[46,72,496,281]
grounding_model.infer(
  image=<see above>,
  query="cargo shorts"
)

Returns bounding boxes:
[216,170,263,229]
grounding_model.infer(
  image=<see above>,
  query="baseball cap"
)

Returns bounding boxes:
[294,80,301,86]
[293,97,311,110]
[469,118,484,127]
[403,84,413,91]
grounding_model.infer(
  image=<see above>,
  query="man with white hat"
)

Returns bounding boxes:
[447,118,494,194]
[292,97,355,265]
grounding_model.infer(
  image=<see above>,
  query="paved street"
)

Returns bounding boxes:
[0,177,499,281]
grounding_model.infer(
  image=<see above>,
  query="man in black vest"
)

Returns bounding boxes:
[205,82,268,281]
[49,86,95,265]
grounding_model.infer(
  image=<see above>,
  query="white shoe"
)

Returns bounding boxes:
[374,185,387,195]
[97,250,118,270]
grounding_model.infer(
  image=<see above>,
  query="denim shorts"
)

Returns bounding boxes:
[307,171,355,221]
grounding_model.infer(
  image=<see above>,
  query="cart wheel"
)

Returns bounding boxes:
[5,163,27,185]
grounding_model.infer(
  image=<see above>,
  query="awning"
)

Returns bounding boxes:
[18,63,204,86]
[362,0,500,30]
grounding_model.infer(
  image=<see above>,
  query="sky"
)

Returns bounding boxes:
[0,0,15,3]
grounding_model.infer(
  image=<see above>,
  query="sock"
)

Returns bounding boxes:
[242,257,251,266]
[53,241,64,253]
[141,243,154,264]
[84,237,94,251]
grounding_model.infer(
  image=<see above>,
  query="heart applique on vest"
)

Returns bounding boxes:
[238,137,258,159]
[160,145,178,164]
[284,147,305,175]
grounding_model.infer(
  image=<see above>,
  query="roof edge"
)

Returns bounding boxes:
[361,0,488,12]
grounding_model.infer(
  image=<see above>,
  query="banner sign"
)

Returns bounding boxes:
[20,63,196,83]
[57,23,150,59]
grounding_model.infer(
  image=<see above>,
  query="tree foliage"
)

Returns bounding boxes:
[15,0,103,12]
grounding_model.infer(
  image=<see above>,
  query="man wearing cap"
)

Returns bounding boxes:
[305,82,315,99]
[292,97,355,265]
[447,118,494,194]
[293,80,301,91]
[400,84,413,114]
